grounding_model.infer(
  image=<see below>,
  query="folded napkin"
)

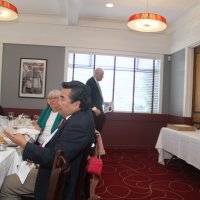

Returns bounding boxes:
[16,128,40,141]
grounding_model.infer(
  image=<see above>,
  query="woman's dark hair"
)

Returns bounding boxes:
[62,81,91,111]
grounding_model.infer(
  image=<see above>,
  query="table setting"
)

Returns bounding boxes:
[0,113,40,188]
[0,114,40,147]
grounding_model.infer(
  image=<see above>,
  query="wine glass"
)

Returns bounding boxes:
[8,112,14,121]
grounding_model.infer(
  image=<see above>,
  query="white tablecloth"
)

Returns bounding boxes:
[0,147,21,188]
[155,127,200,170]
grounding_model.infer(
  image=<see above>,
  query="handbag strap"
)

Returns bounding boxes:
[95,142,100,158]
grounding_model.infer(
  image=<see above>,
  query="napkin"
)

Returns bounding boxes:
[16,128,40,141]
[17,161,35,184]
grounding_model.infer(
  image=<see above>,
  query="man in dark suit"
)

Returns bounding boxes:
[0,81,95,200]
[86,68,106,132]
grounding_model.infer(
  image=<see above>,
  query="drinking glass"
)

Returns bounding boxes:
[8,112,14,120]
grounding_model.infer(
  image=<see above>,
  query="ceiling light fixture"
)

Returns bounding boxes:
[127,0,167,32]
[0,0,18,21]
[105,3,114,8]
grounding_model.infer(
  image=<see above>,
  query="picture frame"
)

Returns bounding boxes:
[19,58,47,98]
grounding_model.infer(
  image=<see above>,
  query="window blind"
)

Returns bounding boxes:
[67,52,160,113]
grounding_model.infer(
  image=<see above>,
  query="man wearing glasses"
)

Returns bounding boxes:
[0,81,95,200]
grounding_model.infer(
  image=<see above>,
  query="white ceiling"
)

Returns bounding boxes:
[7,0,200,31]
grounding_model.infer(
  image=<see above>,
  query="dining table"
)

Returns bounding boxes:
[0,115,40,188]
[0,147,21,188]
[155,127,200,170]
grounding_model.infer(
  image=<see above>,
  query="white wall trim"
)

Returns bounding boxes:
[64,47,68,82]
[183,47,194,117]
[0,21,170,55]
[67,46,164,60]
[158,55,164,114]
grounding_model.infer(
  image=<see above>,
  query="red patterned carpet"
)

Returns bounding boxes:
[96,149,200,200]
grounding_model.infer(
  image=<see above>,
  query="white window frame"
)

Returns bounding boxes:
[65,47,164,114]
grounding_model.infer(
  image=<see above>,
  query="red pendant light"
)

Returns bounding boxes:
[127,0,167,32]
[0,0,18,21]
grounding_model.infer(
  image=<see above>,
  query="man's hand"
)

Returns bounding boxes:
[3,129,27,148]
[92,107,101,116]
[34,124,42,132]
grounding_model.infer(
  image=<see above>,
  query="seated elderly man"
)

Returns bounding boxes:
[34,89,63,145]
[0,81,95,200]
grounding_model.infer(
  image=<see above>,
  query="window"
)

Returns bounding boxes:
[67,52,161,113]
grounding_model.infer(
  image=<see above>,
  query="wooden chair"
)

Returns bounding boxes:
[22,148,90,200]
[47,149,70,200]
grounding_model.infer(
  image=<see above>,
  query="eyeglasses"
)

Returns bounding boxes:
[48,97,59,100]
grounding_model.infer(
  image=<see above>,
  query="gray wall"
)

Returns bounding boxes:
[162,55,171,114]
[168,49,185,116]
[1,44,65,109]
[1,43,186,115]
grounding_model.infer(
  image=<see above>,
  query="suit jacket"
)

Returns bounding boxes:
[86,77,104,112]
[23,110,95,200]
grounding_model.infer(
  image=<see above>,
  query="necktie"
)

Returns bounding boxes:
[58,118,67,129]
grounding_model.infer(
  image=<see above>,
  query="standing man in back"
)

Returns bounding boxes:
[86,68,105,132]
[86,68,106,199]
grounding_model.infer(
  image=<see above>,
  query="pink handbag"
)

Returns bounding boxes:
[86,156,103,176]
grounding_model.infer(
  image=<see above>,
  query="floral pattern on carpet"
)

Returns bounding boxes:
[96,149,200,200]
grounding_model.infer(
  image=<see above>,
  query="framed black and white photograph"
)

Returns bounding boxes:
[19,58,47,98]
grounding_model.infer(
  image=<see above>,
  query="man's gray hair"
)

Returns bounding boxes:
[94,68,104,76]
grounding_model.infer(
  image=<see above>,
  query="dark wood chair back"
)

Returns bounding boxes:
[47,149,70,200]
